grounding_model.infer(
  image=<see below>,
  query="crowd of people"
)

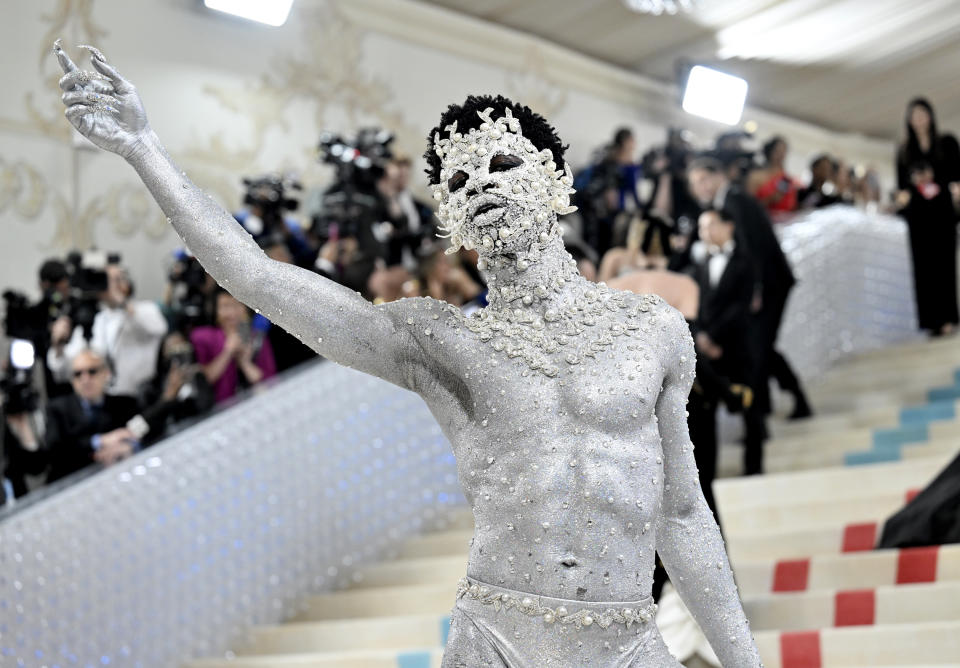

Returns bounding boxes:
[2,96,958,509]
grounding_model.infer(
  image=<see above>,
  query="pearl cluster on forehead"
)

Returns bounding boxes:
[430,107,577,255]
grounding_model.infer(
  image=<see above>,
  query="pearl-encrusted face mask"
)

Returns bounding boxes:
[431,107,577,258]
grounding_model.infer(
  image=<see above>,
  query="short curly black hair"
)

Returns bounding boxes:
[424,94,568,186]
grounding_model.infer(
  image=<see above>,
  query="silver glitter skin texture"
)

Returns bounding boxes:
[56,45,762,666]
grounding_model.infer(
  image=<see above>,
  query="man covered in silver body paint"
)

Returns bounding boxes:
[53,42,762,667]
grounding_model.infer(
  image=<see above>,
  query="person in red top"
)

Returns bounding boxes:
[748,136,798,217]
[190,289,276,403]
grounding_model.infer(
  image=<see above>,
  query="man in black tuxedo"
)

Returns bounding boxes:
[45,349,139,483]
[687,158,812,421]
[691,208,766,475]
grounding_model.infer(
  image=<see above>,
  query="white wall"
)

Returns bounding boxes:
[1,0,894,301]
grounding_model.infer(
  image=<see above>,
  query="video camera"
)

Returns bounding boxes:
[167,252,210,330]
[240,173,303,247]
[64,250,119,341]
[313,128,394,240]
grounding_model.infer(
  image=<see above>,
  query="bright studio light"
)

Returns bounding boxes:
[682,65,748,126]
[204,0,295,27]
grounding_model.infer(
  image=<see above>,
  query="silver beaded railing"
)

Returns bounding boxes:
[777,206,918,381]
[0,363,465,667]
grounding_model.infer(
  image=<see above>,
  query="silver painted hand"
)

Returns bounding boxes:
[54,40,150,159]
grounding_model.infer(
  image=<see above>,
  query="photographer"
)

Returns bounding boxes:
[312,129,425,297]
[382,156,438,269]
[575,128,641,258]
[1,337,47,502]
[48,262,168,397]
[164,250,216,331]
[136,331,215,440]
[235,174,315,268]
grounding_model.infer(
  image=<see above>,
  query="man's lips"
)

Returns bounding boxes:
[474,202,501,217]
[467,193,507,222]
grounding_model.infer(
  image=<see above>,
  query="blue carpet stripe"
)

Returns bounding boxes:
[928,385,960,402]
[440,615,451,645]
[872,423,929,448]
[842,370,960,466]
[900,399,956,424]
[397,651,433,668]
[845,449,903,466]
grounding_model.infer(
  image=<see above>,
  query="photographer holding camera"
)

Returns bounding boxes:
[312,129,431,297]
[135,331,216,441]
[48,261,168,397]
[235,174,316,269]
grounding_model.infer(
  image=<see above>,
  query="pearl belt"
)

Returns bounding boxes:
[456,577,657,630]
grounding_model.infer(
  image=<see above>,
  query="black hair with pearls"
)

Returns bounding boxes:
[425,94,568,186]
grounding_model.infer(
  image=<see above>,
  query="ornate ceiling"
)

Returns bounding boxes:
[417,0,960,140]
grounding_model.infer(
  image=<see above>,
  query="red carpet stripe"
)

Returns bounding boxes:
[841,522,877,552]
[834,589,876,626]
[781,630,822,668]
[896,545,939,584]
[773,559,810,592]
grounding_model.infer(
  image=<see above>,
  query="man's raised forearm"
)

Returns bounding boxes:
[125,130,265,295]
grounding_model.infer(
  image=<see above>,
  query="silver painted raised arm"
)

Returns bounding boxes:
[53,42,426,391]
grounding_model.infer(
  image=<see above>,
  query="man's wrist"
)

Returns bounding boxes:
[90,434,103,451]
[123,128,160,166]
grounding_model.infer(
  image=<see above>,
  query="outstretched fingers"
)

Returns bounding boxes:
[53,39,78,75]
[82,46,133,94]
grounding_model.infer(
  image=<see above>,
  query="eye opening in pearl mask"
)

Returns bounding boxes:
[448,170,468,193]
[489,153,524,172]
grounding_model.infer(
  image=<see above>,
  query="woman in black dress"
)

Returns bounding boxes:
[896,98,960,336]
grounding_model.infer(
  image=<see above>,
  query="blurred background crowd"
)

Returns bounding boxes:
[3,95,956,509]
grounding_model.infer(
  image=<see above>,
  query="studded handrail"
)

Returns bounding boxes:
[777,206,918,380]
[0,362,465,667]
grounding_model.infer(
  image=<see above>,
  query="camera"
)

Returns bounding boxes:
[167,252,211,330]
[1,292,40,414]
[63,250,119,340]
[312,128,394,240]
[240,173,303,248]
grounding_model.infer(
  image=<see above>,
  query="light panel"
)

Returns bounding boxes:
[681,65,748,126]
[204,0,295,27]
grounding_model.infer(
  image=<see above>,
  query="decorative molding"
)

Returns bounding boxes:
[0,159,47,220]
[185,2,424,191]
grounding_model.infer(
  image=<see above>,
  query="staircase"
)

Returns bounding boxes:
[186,336,960,667]
[715,334,960,667]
